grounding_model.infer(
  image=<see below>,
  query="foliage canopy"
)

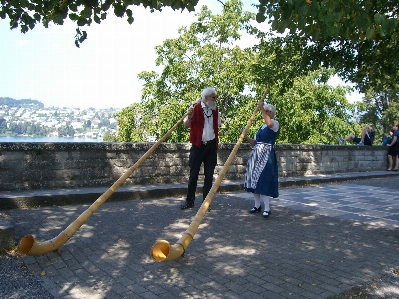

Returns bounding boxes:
[115,0,357,145]
[255,0,399,93]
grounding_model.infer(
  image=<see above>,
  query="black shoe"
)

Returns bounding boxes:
[263,211,270,218]
[180,203,194,210]
[249,206,261,213]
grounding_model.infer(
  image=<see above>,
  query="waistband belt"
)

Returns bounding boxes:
[202,139,215,145]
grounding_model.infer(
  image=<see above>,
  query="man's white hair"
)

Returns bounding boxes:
[201,87,217,101]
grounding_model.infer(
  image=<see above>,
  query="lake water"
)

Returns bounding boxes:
[0,136,103,143]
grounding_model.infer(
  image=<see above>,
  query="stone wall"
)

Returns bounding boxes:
[0,142,388,191]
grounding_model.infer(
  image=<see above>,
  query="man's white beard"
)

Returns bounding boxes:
[207,101,217,111]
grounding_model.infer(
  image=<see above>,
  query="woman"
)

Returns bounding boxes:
[243,100,280,218]
[387,124,399,171]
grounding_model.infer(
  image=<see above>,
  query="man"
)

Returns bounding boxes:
[180,87,221,210]
[337,125,374,146]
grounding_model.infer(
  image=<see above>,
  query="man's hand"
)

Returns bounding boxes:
[187,108,194,119]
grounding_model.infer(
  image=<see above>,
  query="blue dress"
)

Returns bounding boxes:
[244,122,279,197]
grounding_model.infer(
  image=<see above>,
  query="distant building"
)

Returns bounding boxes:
[49,131,59,137]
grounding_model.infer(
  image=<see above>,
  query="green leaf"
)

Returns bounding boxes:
[379,25,385,37]
[256,12,266,23]
[310,1,320,18]
[69,13,79,21]
[113,4,125,17]
[33,13,41,21]
[382,18,397,35]
[77,18,87,26]
[298,15,306,30]
[298,5,308,16]
[69,3,78,12]
[101,0,112,11]
[374,13,385,25]
[365,27,374,39]
[356,16,368,31]
[81,7,92,18]
[53,14,64,25]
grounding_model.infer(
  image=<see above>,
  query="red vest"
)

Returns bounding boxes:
[189,103,219,148]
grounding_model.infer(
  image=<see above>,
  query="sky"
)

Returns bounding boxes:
[0,0,362,109]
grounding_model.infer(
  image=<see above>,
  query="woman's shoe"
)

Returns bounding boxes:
[393,169,398,171]
[249,206,261,213]
[263,211,270,218]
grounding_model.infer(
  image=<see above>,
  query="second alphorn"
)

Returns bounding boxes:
[150,88,270,262]
[18,102,199,256]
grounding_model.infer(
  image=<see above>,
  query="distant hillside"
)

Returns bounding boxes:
[0,97,44,108]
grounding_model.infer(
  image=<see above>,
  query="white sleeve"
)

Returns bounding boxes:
[270,119,279,132]
[184,104,195,122]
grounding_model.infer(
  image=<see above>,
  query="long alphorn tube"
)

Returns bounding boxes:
[18,104,198,256]
[150,88,270,262]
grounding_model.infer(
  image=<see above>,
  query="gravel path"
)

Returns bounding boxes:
[0,251,54,299]
[330,268,399,299]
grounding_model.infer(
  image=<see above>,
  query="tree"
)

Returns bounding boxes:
[8,122,23,135]
[0,118,6,129]
[356,85,399,137]
[255,0,399,94]
[115,102,149,142]
[1,0,200,47]
[116,0,258,143]
[269,68,356,145]
[57,125,75,137]
[116,0,355,145]
[256,0,398,42]
[251,32,313,95]
[102,131,118,142]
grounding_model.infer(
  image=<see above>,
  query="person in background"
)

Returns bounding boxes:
[382,129,394,146]
[387,124,399,171]
[180,87,222,210]
[242,101,280,218]
[337,125,375,146]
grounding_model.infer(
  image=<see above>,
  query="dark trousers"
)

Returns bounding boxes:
[185,140,217,205]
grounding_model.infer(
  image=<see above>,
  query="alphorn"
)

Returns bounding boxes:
[18,102,199,256]
[150,87,270,262]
